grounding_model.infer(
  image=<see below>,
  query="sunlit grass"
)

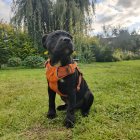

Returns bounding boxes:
[0,60,140,140]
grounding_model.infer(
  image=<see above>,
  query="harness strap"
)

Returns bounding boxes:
[45,59,82,96]
[57,63,77,78]
[77,74,82,91]
[76,67,83,91]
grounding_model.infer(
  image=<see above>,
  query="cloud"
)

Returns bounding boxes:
[117,0,133,8]
[98,14,114,23]
[0,0,11,22]
[92,0,140,34]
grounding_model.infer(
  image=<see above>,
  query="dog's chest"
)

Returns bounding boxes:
[58,78,70,95]
[58,78,67,88]
[59,79,65,83]
[58,73,75,89]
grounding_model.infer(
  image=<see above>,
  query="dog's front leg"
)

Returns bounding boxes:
[47,87,56,119]
[64,90,76,128]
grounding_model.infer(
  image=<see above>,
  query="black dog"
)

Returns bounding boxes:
[42,30,94,128]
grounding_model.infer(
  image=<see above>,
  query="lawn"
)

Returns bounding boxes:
[0,60,140,140]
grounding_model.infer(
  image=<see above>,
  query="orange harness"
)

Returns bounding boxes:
[45,60,82,97]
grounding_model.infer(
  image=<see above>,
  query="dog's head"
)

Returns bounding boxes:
[42,30,74,58]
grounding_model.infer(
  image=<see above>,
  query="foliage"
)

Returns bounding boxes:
[0,23,12,66]
[0,45,9,67]
[8,57,22,67]
[132,54,140,60]
[0,22,38,67]
[0,60,140,139]
[23,56,45,68]
[122,51,135,60]
[74,34,99,62]
[100,25,140,53]
[1,22,140,64]
[94,45,114,62]
[98,25,140,62]
[112,49,140,62]
[11,0,96,49]
[9,32,38,60]
[113,49,123,61]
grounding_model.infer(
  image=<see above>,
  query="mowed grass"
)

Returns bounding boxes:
[0,60,140,140]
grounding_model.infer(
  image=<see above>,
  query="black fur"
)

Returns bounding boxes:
[42,30,94,128]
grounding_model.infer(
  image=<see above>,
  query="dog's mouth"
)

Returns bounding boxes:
[64,44,74,55]
[53,41,74,57]
[64,48,73,54]
[65,49,70,54]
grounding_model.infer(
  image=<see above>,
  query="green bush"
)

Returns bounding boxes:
[74,34,99,63]
[113,50,140,61]
[0,46,10,67]
[23,56,45,68]
[113,49,123,61]
[8,57,22,67]
[94,45,114,62]
[132,54,140,60]
[0,22,38,64]
[122,51,135,60]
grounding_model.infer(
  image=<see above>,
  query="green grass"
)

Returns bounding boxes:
[0,60,140,140]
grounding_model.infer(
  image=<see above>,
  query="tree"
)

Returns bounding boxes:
[11,0,96,50]
[100,25,140,57]
[11,0,52,50]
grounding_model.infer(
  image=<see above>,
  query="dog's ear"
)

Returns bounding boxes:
[42,34,48,49]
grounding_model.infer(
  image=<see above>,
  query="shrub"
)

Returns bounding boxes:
[94,45,114,62]
[122,51,135,60]
[74,34,99,63]
[23,56,45,68]
[0,22,38,63]
[113,49,123,61]
[132,54,140,60]
[80,45,96,63]
[8,57,22,67]
[0,46,10,67]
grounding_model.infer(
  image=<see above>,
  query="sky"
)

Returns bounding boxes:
[0,0,11,23]
[93,0,140,34]
[0,0,140,34]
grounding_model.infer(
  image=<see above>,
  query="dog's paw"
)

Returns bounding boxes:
[57,104,67,111]
[64,119,74,128]
[81,110,89,117]
[64,114,75,128]
[81,111,89,117]
[46,110,56,119]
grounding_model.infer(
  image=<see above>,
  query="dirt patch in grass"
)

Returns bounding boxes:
[23,123,72,140]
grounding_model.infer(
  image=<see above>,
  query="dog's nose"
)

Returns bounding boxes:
[63,38,71,42]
